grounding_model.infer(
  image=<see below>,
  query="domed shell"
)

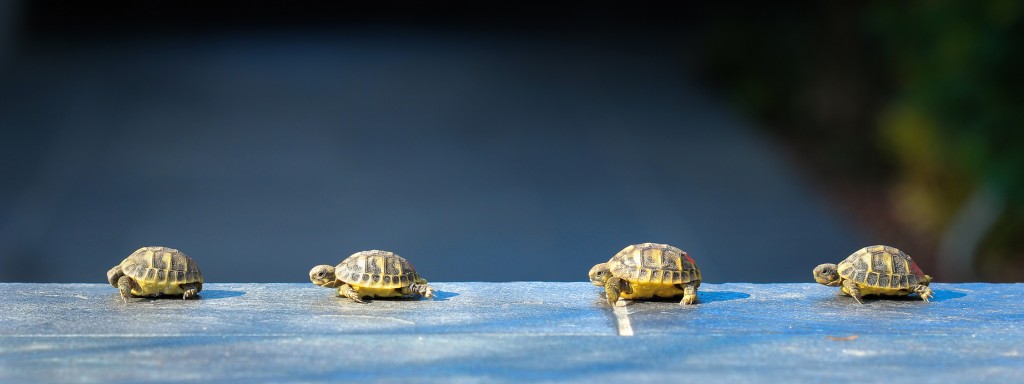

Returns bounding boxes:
[608,243,701,285]
[335,250,421,289]
[119,246,203,285]
[837,245,927,289]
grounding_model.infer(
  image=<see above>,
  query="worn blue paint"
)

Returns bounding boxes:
[0,283,1021,383]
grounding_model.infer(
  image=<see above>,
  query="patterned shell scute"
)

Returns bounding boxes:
[336,250,420,289]
[120,246,203,285]
[609,243,701,285]
[837,245,925,289]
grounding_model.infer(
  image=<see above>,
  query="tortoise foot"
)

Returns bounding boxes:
[409,283,434,300]
[680,294,697,305]
[916,285,933,302]
[117,276,134,304]
[337,284,365,303]
[680,284,698,305]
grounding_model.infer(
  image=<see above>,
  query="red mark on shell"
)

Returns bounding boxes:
[909,259,927,278]
[682,251,697,266]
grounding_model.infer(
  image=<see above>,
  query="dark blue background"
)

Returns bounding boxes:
[0,2,863,282]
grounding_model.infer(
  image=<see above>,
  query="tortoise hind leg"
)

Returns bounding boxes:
[841,279,864,304]
[337,284,365,303]
[181,282,202,300]
[913,284,933,302]
[403,281,435,299]
[679,281,698,305]
[116,276,135,304]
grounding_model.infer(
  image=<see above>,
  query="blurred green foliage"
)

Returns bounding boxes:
[698,1,1024,280]
[870,0,1024,278]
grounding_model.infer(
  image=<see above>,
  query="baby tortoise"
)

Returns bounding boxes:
[813,245,933,304]
[589,243,702,306]
[310,250,434,303]
[106,246,203,303]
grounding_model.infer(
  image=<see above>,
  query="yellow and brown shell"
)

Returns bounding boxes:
[335,250,423,289]
[837,245,929,290]
[607,243,701,285]
[117,246,203,295]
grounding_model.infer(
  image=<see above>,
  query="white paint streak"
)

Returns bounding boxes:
[318,314,416,325]
[613,305,633,336]
[841,349,876,357]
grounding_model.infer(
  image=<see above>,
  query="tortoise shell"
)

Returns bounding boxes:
[335,250,421,289]
[607,243,701,285]
[837,245,927,289]
[119,246,203,285]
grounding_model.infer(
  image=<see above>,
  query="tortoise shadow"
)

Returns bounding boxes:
[111,290,245,305]
[928,289,968,302]
[832,289,967,303]
[356,290,460,303]
[110,290,246,303]
[867,289,966,303]
[592,290,750,305]
[699,290,751,303]
[431,290,460,301]
[197,290,246,300]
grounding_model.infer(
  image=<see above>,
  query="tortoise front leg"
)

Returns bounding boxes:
[680,281,698,305]
[842,279,864,304]
[913,284,933,302]
[604,277,632,306]
[337,284,365,303]
[181,282,202,300]
[116,276,136,304]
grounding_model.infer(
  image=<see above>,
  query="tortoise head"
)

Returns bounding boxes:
[588,263,611,286]
[309,265,337,287]
[813,263,841,286]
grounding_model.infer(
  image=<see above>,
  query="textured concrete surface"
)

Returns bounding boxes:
[1,282,1022,383]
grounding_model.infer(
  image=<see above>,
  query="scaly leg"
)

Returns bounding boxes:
[181,282,202,300]
[842,279,864,304]
[680,281,698,305]
[116,276,135,304]
[403,282,434,299]
[337,284,365,303]
[604,277,631,306]
[914,284,933,302]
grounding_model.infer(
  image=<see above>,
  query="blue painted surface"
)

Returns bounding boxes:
[1,283,1021,383]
